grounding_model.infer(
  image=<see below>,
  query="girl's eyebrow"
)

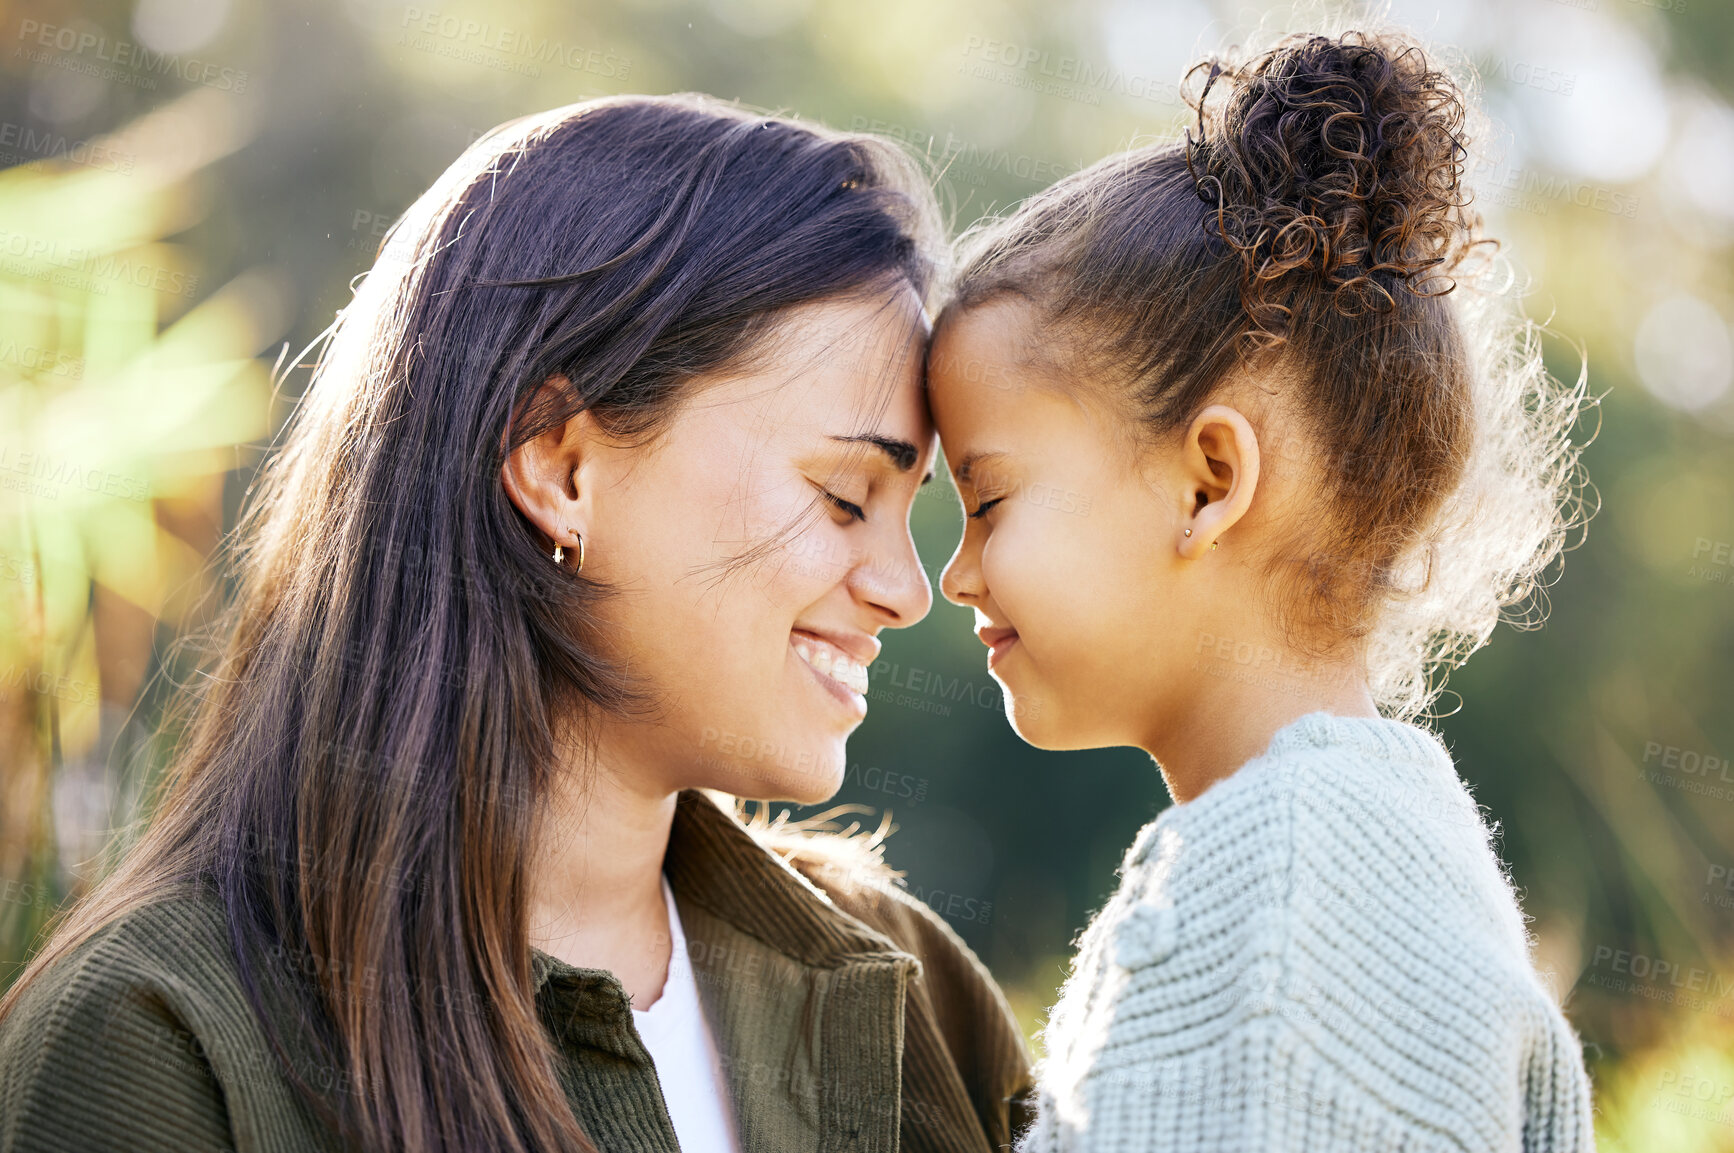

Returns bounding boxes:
[954,449,1008,483]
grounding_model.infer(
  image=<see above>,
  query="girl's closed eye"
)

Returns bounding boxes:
[968,496,1003,520]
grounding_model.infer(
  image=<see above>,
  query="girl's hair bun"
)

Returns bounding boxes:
[1185,30,1482,340]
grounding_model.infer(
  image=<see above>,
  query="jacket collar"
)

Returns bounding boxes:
[530,788,912,992]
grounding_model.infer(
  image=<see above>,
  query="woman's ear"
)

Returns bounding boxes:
[499,376,601,556]
[1176,404,1260,559]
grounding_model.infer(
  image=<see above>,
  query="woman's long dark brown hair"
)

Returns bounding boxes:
[0,93,943,1151]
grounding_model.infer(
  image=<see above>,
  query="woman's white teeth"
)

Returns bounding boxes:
[793,638,869,695]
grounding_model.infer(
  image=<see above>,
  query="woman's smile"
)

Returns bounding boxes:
[790,628,874,720]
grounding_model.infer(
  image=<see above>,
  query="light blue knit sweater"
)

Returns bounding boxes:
[1020,712,1597,1152]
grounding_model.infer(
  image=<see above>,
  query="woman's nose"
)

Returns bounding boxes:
[853,527,933,627]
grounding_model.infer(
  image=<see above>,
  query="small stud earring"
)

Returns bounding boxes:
[1212,540,1219,551]
[1183,528,1192,538]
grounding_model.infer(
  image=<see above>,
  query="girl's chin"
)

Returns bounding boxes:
[1003,692,1074,751]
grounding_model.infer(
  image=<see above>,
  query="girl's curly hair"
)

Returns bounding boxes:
[1188,31,1486,340]
[938,28,1592,719]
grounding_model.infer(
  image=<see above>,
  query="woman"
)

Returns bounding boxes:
[0,95,1032,1152]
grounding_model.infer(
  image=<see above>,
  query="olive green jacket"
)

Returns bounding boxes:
[0,789,1034,1151]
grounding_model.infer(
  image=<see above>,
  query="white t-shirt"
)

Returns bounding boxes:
[630,875,742,1153]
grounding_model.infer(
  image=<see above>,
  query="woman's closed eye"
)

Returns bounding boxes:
[967,496,1003,520]
[822,489,867,522]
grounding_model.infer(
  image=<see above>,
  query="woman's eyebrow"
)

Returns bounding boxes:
[826,433,937,486]
[829,433,917,471]
[825,431,936,485]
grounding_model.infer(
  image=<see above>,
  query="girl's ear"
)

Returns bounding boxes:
[499,375,602,553]
[1176,404,1260,559]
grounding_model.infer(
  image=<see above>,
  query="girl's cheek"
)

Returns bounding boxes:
[983,512,1058,613]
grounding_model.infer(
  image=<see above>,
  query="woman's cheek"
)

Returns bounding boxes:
[775,521,852,603]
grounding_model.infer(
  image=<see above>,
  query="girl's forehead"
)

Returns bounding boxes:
[933,296,1039,353]
[930,297,1080,396]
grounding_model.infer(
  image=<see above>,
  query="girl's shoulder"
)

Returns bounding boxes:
[1115,710,1537,987]
[1035,710,1594,1152]
[1131,711,1485,871]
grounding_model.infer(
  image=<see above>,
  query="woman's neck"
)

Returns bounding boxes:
[525,738,680,1009]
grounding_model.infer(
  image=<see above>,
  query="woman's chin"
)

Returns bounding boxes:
[696,732,846,803]
[779,766,847,806]
[727,760,844,805]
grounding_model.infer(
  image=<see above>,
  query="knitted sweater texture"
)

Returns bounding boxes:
[1020,712,1597,1153]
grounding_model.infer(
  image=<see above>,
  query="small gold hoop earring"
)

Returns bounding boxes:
[551,532,586,572]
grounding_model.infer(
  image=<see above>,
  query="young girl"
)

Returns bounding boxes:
[928,30,1597,1152]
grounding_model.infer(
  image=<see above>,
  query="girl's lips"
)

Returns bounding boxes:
[978,627,1019,669]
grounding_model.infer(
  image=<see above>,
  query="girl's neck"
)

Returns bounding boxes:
[1147,662,1379,805]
